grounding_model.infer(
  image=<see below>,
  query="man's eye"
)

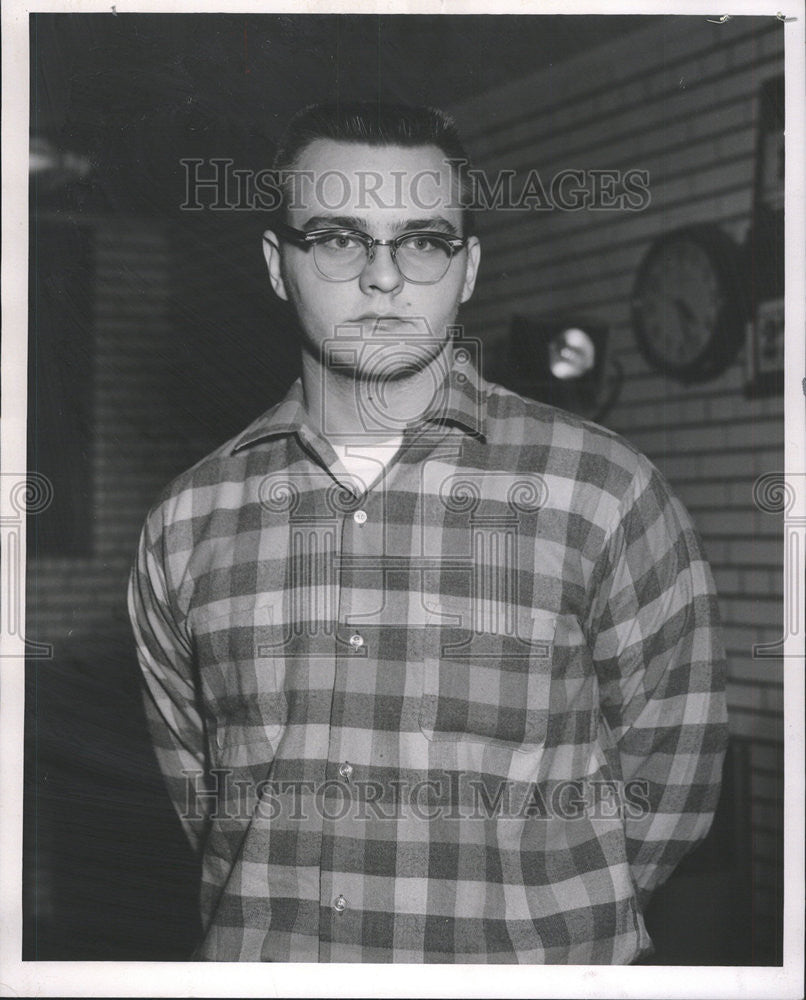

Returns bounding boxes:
[403,235,447,254]
[318,233,361,251]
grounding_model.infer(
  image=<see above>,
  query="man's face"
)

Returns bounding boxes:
[262,139,480,378]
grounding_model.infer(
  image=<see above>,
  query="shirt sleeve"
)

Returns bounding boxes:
[127,507,210,856]
[586,458,729,910]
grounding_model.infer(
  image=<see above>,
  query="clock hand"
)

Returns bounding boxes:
[673,297,696,327]
[672,297,699,350]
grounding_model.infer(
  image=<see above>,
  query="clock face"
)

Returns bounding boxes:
[631,227,746,383]
[638,241,718,367]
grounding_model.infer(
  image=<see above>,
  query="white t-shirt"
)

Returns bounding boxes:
[331,437,403,492]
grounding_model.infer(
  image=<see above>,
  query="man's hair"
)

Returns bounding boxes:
[272,101,475,234]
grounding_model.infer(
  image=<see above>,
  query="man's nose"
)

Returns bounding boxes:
[358,242,404,293]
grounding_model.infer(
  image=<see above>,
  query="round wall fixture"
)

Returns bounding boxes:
[631,225,748,383]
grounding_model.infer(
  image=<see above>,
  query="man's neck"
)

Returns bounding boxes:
[299,341,453,446]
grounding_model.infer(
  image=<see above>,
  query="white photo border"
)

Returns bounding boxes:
[2,2,803,997]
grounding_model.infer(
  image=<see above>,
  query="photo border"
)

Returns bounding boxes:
[2,2,803,996]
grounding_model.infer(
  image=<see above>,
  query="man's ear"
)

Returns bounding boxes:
[459,236,481,304]
[262,230,288,301]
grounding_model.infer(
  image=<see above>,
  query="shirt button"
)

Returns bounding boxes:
[353,509,367,525]
[349,633,364,649]
[338,761,353,780]
[334,894,347,913]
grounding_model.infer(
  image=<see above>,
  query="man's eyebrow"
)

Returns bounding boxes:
[398,217,459,236]
[300,215,460,236]
[302,215,365,231]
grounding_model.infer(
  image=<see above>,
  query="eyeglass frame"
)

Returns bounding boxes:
[266,221,469,284]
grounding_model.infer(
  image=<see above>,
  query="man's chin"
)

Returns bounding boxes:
[351,337,451,383]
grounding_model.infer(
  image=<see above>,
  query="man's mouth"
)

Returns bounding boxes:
[353,313,412,323]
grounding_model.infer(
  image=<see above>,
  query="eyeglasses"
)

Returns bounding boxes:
[267,222,467,284]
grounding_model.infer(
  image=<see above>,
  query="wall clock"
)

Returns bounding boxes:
[630,225,748,384]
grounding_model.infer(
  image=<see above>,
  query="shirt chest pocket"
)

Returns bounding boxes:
[191,602,288,754]
[418,606,557,752]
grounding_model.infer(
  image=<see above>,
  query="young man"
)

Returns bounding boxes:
[128,103,728,963]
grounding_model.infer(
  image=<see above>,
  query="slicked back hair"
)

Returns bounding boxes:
[272,101,475,235]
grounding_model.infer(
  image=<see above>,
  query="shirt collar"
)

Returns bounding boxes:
[230,348,487,454]
[419,352,487,440]
[230,380,308,454]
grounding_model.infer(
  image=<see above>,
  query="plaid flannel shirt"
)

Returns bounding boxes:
[128,353,728,963]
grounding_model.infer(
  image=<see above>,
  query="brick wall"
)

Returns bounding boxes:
[451,15,784,963]
[28,218,174,642]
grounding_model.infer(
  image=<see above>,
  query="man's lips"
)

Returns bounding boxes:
[352,313,413,322]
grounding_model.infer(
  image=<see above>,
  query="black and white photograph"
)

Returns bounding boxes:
[1,3,803,997]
